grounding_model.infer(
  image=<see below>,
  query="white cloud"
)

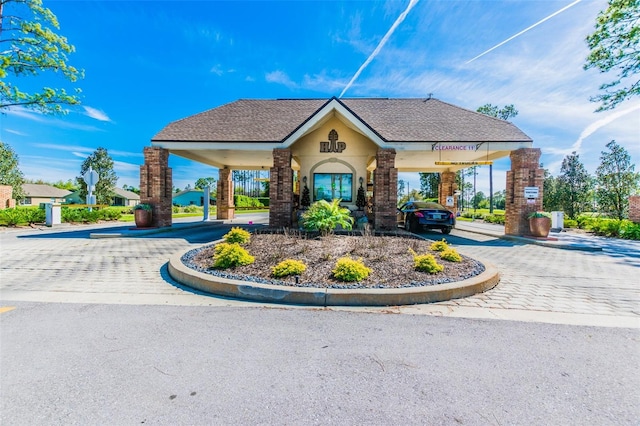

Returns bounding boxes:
[4,128,28,136]
[265,70,298,89]
[33,143,93,154]
[82,106,112,122]
[32,143,141,158]
[210,64,224,76]
[5,107,104,131]
[114,160,141,172]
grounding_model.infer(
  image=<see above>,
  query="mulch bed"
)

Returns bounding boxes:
[182,230,485,289]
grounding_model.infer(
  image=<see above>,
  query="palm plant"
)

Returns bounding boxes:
[301,199,354,235]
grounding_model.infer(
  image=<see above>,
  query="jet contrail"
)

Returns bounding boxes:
[339,0,419,98]
[571,103,640,152]
[545,103,640,157]
[466,0,582,64]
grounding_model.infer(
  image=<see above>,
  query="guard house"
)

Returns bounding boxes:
[143,97,544,236]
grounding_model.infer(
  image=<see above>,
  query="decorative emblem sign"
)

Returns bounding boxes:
[320,129,346,153]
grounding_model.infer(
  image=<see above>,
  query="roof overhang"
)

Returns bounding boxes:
[151,97,533,171]
[281,98,387,148]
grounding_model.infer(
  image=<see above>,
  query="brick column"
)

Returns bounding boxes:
[505,148,544,236]
[438,171,458,215]
[140,147,172,228]
[269,148,293,228]
[216,168,235,220]
[0,185,15,209]
[373,148,398,230]
[629,195,640,224]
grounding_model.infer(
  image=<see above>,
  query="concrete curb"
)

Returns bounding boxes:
[454,223,603,252]
[168,248,500,307]
[89,220,224,239]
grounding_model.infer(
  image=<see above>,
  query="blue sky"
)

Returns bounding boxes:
[1,0,638,196]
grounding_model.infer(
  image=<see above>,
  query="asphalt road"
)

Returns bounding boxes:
[1,301,638,425]
[1,216,639,424]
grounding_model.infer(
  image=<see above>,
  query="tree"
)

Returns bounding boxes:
[122,184,140,195]
[557,152,593,218]
[0,141,25,200]
[52,179,78,191]
[419,172,440,199]
[595,140,640,219]
[476,104,519,120]
[584,0,639,111]
[542,169,563,212]
[398,189,423,205]
[194,177,216,190]
[76,147,117,205]
[0,0,83,113]
[397,179,405,198]
[492,190,506,210]
[471,191,486,209]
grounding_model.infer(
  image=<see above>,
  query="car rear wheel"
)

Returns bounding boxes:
[442,227,452,234]
[405,217,418,233]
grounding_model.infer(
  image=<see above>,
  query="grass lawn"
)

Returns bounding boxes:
[459,208,505,216]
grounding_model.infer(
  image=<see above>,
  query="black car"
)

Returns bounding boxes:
[397,201,456,234]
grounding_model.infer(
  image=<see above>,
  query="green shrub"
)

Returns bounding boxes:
[563,219,578,228]
[61,207,84,223]
[528,211,551,219]
[576,214,596,229]
[410,251,444,274]
[619,220,640,240]
[461,211,483,219]
[0,208,24,226]
[484,214,505,225]
[256,197,270,207]
[272,259,307,278]
[223,227,251,244]
[302,199,354,235]
[183,205,201,213]
[440,247,462,262]
[589,218,621,237]
[430,239,449,252]
[234,194,264,208]
[99,207,122,221]
[172,205,180,213]
[332,257,371,282]
[212,243,255,269]
[133,203,152,211]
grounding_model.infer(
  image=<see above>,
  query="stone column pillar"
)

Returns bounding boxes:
[269,148,293,228]
[629,196,640,224]
[0,185,16,209]
[216,168,235,220]
[438,171,458,216]
[373,148,398,230]
[505,148,544,236]
[140,147,172,228]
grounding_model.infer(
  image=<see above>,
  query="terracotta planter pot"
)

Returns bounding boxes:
[134,209,153,228]
[529,217,551,237]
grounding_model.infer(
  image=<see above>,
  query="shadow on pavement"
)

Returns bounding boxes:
[16,222,270,244]
[416,229,519,248]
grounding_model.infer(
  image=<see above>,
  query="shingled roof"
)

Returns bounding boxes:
[22,184,72,198]
[152,97,532,144]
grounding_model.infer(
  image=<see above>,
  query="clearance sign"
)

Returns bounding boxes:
[432,143,478,151]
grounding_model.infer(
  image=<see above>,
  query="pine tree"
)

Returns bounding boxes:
[595,140,640,219]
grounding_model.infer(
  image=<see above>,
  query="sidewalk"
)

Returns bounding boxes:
[0,213,269,239]
[454,220,640,254]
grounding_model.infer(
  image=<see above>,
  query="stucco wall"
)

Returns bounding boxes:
[291,117,377,208]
